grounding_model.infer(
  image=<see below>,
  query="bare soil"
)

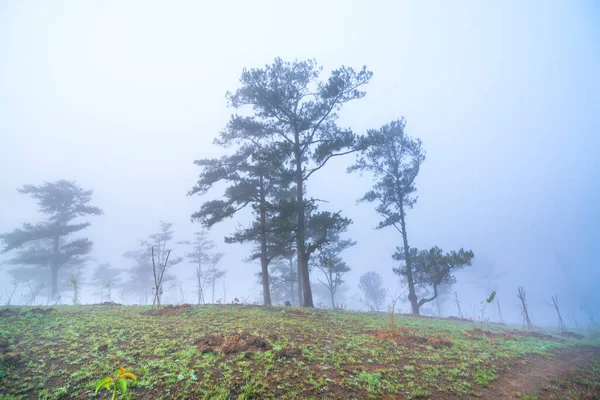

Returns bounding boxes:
[473,346,600,399]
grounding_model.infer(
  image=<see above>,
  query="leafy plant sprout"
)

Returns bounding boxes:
[480,291,496,326]
[95,366,137,400]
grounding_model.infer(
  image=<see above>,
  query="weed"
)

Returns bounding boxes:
[357,371,381,386]
[473,367,496,387]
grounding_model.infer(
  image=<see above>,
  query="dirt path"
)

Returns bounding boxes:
[471,346,600,399]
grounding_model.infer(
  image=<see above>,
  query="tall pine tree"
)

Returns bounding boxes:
[189,124,293,305]
[225,58,372,306]
[349,119,426,314]
[0,180,102,299]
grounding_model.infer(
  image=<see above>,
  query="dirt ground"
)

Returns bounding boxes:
[472,346,600,399]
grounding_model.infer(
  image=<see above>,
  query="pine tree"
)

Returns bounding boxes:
[1,180,102,299]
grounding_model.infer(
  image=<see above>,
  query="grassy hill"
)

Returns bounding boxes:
[1,305,599,399]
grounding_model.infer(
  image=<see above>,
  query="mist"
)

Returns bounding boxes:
[1,1,598,329]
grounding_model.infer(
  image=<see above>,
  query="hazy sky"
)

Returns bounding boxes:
[1,1,598,323]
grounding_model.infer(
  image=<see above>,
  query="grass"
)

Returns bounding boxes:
[0,305,598,399]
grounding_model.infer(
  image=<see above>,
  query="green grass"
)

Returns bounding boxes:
[0,305,598,399]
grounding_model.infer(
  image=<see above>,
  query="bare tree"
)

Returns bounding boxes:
[125,222,182,305]
[496,296,504,324]
[454,292,464,319]
[179,231,219,305]
[359,271,387,312]
[569,308,578,329]
[151,246,171,310]
[91,263,121,302]
[315,234,356,308]
[3,282,18,306]
[23,281,45,306]
[178,282,186,304]
[206,253,226,304]
[517,286,533,331]
[550,296,567,333]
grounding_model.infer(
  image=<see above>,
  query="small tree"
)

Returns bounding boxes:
[479,291,496,326]
[151,246,171,310]
[453,292,464,319]
[91,263,121,302]
[178,231,217,305]
[359,271,387,311]
[124,222,182,305]
[123,248,153,304]
[496,296,504,324]
[206,253,226,304]
[550,296,567,333]
[4,282,18,306]
[0,180,102,299]
[315,236,356,308]
[517,286,533,331]
[257,253,298,305]
[468,256,507,322]
[434,283,453,317]
[70,274,81,305]
[394,246,474,315]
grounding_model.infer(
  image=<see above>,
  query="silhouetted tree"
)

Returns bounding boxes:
[226,58,372,307]
[257,251,298,305]
[124,222,182,305]
[468,256,507,322]
[206,253,226,304]
[315,233,356,308]
[359,271,387,311]
[395,246,474,315]
[178,231,218,305]
[433,283,453,317]
[0,180,102,299]
[91,263,121,302]
[517,286,533,331]
[189,132,292,305]
[349,119,425,314]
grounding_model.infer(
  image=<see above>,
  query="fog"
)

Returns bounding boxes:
[1,1,598,328]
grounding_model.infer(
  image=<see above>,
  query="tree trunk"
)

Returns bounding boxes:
[496,297,504,324]
[197,258,204,305]
[330,288,335,309]
[295,154,314,307]
[297,257,303,306]
[329,270,335,308]
[197,267,202,305]
[51,235,60,299]
[259,200,272,306]
[212,271,216,304]
[399,207,419,315]
[51,265,58,300]
[289,257,296,305]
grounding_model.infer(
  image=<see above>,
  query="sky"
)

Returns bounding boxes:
[1,1,598,325]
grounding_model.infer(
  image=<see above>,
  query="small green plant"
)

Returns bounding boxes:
[95,366,137,399]
[357,371,381,386]
[70,274,81,305]
[480,291,496,325]
[387,296,398,331]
